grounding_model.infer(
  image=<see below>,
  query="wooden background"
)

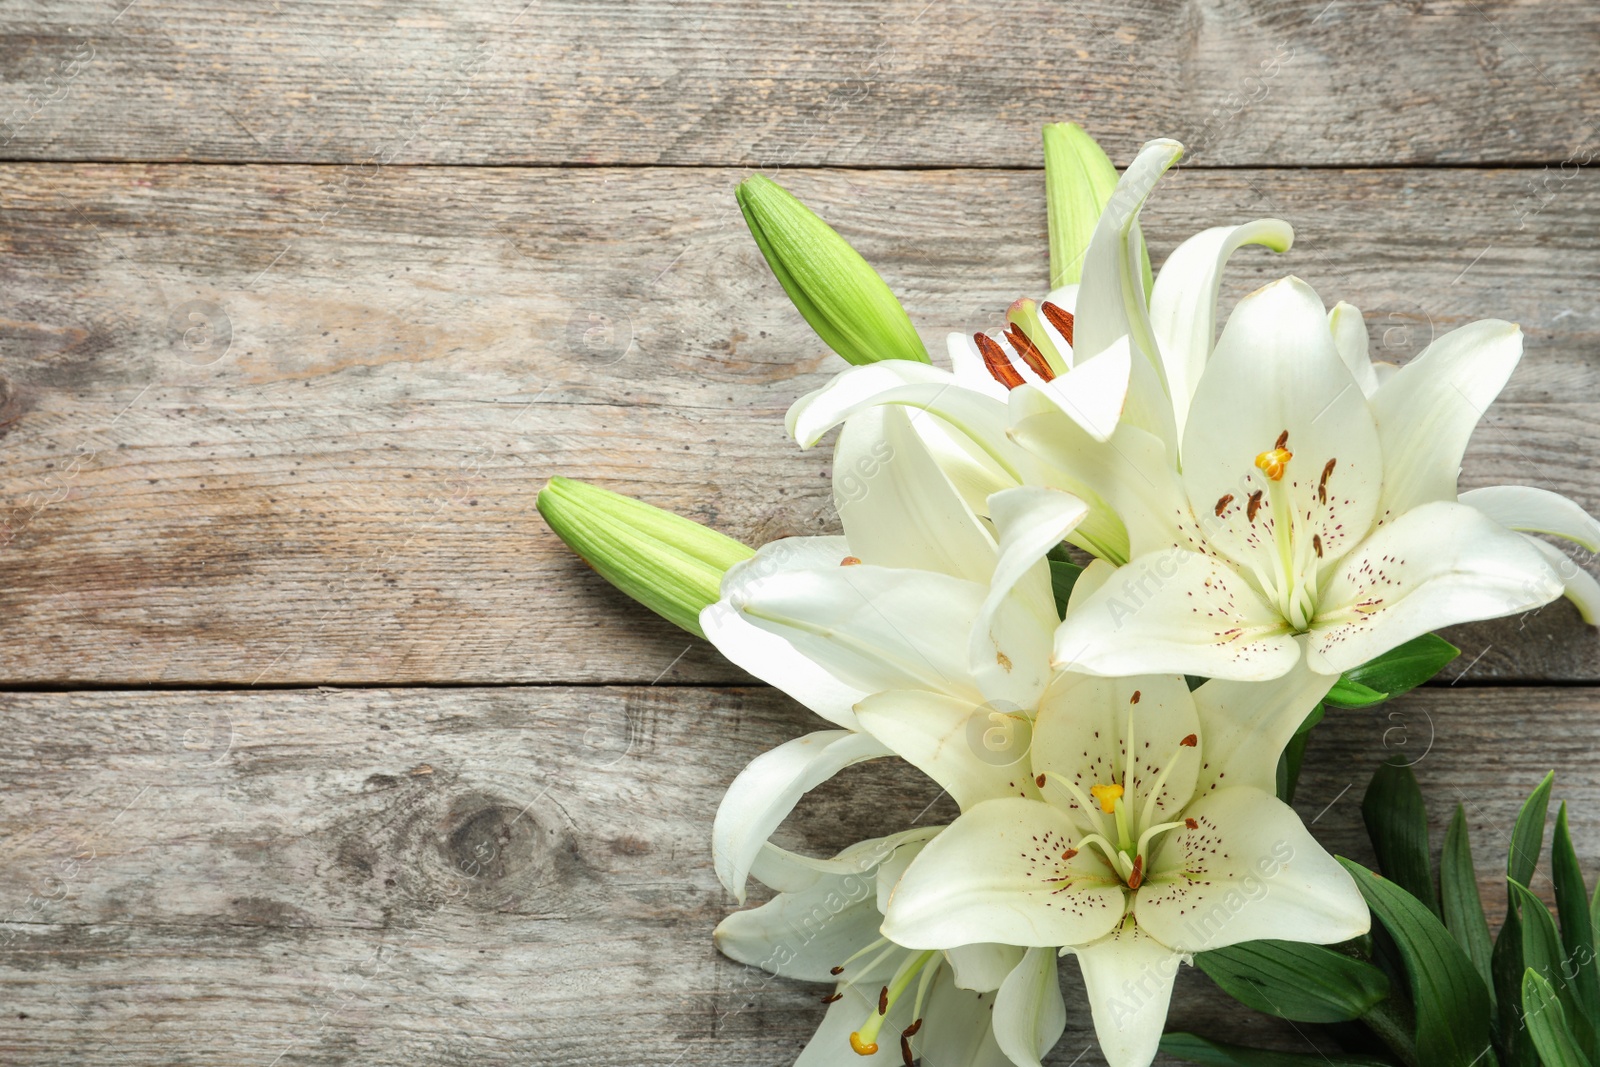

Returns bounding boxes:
[2,2,1597,1063]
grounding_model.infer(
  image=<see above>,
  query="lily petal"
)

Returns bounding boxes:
[1075,139,1184,371]
[787,362,1019,485]
[1136,786,1368,953]
[1071,919,1184,1067]
[1525,536,1600,624]
[701,536,869,729]
[1460,484,1600,552]
[1189,657,1336,795]
[1182,276,1382,579]
[971,487,1089,708]
[1309,500,1564,673]
[1369,318,1523,518]
[919,972,1016,1067]
[713,730,890,902]
[1009,385,1188,561]
[749,828,944,895]
[835,404,997,582]
[1053,550,1299,681]
[714,874,887,982]
[1034,334,1135,443]
[731,563,987,702]
[993,946,1068,1067]
[1327,301,1380,398]
[1149,219,1295,437]
[1033,672,1200,832]
[853,690,1034,811]
[947,943,1027,993]
[881,797,1126,950]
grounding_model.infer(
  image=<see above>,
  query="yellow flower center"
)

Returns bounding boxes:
[1090,782,1124,814]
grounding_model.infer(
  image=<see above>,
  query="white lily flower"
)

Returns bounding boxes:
[703,415,1092,898]
[1032,274,1573,680]
[782,138,1296,569]
[715,830,1067,1067]
[880,669,1367,1067]
[1327,299,1600,623]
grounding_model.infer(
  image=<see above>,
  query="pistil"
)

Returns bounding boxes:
[850,950,937,1056]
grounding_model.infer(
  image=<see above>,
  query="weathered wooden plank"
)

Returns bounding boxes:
[0,685,1590,1065]
[0,1,1597,167]
[1,163,1598,685]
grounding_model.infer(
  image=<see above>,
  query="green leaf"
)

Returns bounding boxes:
[1523,970,1596,1067]
[1324,677,1390,708]
[1509,772,1555,888]
[1441,805,1495,1009]
[1362,758,1440,916]
[536,476,754,638]
[1196,939,1389,1022]
[1495,774,1555,1066]
[736,175,930,366]
[1340,858,1495,1067]
[1041,122,1120,289]
[1047,557,1082,619]
[1495,901,1536,1066]
[1158,1033,1396,1066]
[1276,703,1325,804]
[1552,803,1600,1023]
[1512,877,1600,1060]
[1340,634,1462,700]
[1512,880,1566,985]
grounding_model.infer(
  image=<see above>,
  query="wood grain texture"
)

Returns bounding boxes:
[0,1,1598,167]
[1,162,1597,685]
[0,685,1589,1065]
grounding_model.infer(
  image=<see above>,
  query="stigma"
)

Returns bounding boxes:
[1255,446,1293,481]
[1090,782,1124,813]
[849,1032,879,1056]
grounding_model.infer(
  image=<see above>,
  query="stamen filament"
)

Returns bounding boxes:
[835,936,890,973]
[1072,832,1125,875]
[1133,819,1187,864]
[1137,739,1198,833]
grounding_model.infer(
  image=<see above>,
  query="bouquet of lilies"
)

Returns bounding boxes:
[539,126,1600,1066]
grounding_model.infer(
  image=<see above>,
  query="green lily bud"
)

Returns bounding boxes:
[537,476,754,638]
[736,174,930,366]
[1042,122,1152,294]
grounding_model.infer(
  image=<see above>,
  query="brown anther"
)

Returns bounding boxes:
[903,1019,924,1038]
[1061,848,1078,860]
[1128,854,1145,890]
[1215,493,1234,517]
[1035,773,1047,788]
[1275,430,1290,450]
[1180,733,1198,747]
[1040,301,1075,347]
[1247,490,1264,522]
[1319,458,1337,504]
[822,992,844,1003]
[840,556,862,566]
[1131,690,1141,704]
[1313,534,1323,558]
[974,333,1025,390]
[831,965,846,976]
[879,986,889,1015]
[901,1034,914,1067]
[1004,324,1056,382]
[1185,817,1199,830]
